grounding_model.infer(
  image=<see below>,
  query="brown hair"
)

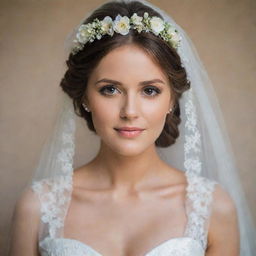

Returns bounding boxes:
[60,0,190,147]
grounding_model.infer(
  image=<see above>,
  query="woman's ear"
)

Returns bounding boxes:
[82,93,91,112]
[168,96,174,114]
[82,103,90,112]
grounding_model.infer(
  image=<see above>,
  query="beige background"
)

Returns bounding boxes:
[1,0,255,255]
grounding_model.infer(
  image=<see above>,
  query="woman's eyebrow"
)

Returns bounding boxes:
[95,78,165,86]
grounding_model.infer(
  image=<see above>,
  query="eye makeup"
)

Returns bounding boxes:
[98,84,162,98]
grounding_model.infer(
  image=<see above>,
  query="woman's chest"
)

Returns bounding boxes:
[63,186,188,255]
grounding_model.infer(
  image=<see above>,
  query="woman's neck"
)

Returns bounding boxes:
[89,141,171,194]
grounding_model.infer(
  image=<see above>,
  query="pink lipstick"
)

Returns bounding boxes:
[114,127,145,138]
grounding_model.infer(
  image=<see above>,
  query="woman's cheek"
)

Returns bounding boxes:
[143,100,168,124]
[91,101,119,134]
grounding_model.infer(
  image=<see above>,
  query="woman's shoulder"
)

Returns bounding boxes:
[185,174,239,252]
[13,186,41,220]
[186,174,236,210]
[207,182,239,251]
[9,187,41,255]
[211,182,237,211]
[13,181,56,227]
[210,182,238,225]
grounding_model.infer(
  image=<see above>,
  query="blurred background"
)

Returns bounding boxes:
[0,0,255,255]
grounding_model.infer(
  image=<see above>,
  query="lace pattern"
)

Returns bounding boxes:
[183,88,202,176]
[31,175,73,238]
[184,173,217,250]
[31,94,75,239]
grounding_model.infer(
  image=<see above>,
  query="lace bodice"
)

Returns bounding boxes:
[31,172,217,256]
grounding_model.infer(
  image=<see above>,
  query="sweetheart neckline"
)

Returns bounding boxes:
[53,172,195,255]
[41,236,204,256]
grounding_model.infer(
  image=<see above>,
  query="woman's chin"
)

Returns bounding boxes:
[106,139,154,157]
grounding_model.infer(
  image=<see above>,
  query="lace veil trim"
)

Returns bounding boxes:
[184,173,217,250]
[31,175,73,239]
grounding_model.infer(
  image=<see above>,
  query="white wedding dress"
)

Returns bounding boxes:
[31,172,217,256]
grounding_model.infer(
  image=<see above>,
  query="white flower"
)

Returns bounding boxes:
[96,34,102,40]
[71,13,181,55]
[169,30,180,44]
[166,24,176,34]
[76,24,92,43]
[130,13,145,33]
[78,24,87,32]
[131,13,143,26]
[113,14,130,35]
[144,12,149,19]
[101,16,114,36]
[150,16,165,35]
[166,24,180,46]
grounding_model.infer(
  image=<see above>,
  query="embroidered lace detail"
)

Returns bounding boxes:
[179,34,204,176]
[184,173,217,250]
[53,94,76,176]
[184,88,202,176]
[56,104,76,176]
[31,94,76,239]
[31,176,72,238]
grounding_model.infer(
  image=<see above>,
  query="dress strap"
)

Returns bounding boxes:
[184,173,217,251]
[31,175,73,240]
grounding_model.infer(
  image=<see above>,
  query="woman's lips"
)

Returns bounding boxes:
[114,127,145,138]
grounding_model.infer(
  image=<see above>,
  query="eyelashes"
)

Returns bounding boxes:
[98,85,162,98]
[143,87,161,97]
[99,85,119,96]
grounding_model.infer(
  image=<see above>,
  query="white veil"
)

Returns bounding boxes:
[30,0,256,254]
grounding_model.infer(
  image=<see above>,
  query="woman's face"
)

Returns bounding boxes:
[85,44,173,156]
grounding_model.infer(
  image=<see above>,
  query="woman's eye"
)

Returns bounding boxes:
[143,86,161,97]
[99,85,119,96]
[99,85,161,97]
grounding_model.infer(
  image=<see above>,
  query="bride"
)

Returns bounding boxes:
[9,0,255,255]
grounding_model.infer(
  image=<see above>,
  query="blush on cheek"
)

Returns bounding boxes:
[146,103,168,121]
[90,107,117,136]
[147,111,168,139]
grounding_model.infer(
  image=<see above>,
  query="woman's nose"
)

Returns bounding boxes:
[120,93,139,120]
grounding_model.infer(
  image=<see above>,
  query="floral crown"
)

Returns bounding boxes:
[71,12,181,55]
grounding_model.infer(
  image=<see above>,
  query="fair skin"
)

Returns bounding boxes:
[9,44,239,256]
